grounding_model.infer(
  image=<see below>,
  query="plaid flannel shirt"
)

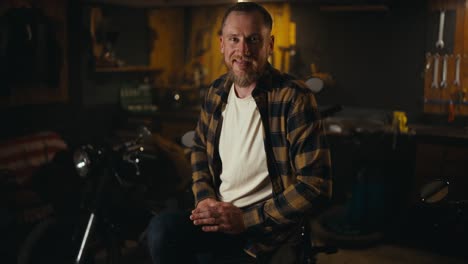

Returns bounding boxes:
[191,64,332,257]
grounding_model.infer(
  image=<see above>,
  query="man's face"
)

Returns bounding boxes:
[220,11,274,87]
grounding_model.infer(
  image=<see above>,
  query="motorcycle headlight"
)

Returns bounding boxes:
[73,147,92,178]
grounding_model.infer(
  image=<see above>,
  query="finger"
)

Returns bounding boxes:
[192,205,219,214]
[193,217,217,226]
[210,223,234,234]
[191,207,208,214]
[202,225,219,232]
[199,199,218,208]
[194,210,215,219]
[191,210,219,220]
[191,212,208,220]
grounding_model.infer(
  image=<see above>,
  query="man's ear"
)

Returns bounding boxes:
[269,35,275,53]
[220,36,224,53]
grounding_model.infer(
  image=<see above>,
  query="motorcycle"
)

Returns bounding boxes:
[19,126,186,264]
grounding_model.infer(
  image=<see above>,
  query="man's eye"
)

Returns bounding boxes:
[229,37,239,43]
[249,36,260,43]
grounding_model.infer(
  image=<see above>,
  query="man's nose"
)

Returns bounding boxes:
[238,39,251,56]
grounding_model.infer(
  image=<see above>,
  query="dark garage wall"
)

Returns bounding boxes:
[291,1,428,115]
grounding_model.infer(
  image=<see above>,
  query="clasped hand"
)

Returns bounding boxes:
[190,198,245,234]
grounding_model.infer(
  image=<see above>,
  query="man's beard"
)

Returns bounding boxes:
[226,56,263,87]
[227,69,260,87]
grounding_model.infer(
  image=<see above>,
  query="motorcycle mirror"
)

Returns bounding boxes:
[420,179,449,204]
[181,130,196,148]
[305,77,324,94]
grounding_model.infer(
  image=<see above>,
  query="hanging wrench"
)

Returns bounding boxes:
[431,53,440,89]
[440,54,448,89]
[425,52,432,73]
[436,10,445,49]
[453,54,463,110]
[453,54,461,87]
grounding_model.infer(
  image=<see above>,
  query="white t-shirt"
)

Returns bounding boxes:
[218,85,272,208]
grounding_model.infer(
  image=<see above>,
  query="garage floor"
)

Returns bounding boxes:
[311,212,467,264]
[122,226,467,264]
[123,241,467,264]
[316,244,466,264]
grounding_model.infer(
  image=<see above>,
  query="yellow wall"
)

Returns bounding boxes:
[186,5,226,87]
[148,8,185,87]
[264,3,293,73]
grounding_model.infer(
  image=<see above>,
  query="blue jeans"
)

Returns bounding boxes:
[146,210,257,264]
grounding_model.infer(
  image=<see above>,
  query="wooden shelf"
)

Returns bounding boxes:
[95,65,163,73]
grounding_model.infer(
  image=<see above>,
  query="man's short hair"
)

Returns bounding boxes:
[220,2,273,34]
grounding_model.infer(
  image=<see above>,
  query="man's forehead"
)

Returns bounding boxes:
[225,10,264,23]
[223,11,270,34]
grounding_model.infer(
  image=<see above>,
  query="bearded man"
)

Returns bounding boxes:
[147,2,332,264]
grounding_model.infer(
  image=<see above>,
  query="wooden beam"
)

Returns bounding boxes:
[319,5,389,12]
[82,0,286,8]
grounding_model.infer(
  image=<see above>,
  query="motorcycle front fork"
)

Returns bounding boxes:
[75,212,95,264]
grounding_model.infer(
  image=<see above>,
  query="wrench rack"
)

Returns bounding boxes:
[424,0,468,117]
[424,53,468,116]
